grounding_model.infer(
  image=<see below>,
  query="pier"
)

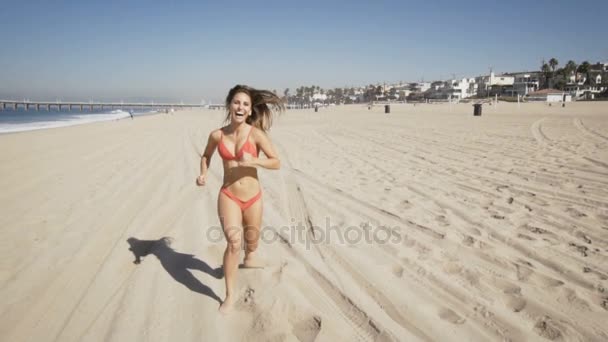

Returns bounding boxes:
[0,100,224,111]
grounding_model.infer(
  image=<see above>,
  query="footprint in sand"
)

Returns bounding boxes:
[568,242,589,257]
[293,315,322,342]
[533,316,563,340]
[583,267,608,281]
[522,224,548,235]
[574,231,592,244]
[392,264,404,278]
[517,265,565,288]
[461,235,487,249]
[442,262,463,275]
[559,288,591,311]
[488,209,505,220]
[517,233,536,241]
[566,207,587,218]
[435,215,450,227]
[438,308,466,324]
[236,287,257,311]
[515,264,534,282]
[415,245,432,261]
[504,295,527,312]
[600,297,608,311]
[525,192,549,206]
[539,277,565,288]
[492,279,527,312]
[400,199,413,210]
[462,235,476,246]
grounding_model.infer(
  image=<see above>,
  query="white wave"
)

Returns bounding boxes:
[0,110,132,134]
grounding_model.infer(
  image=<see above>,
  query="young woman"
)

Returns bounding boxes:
[196,85,284,313]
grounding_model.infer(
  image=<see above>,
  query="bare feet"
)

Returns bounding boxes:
[219,296,234,314]
[242,252,265,269]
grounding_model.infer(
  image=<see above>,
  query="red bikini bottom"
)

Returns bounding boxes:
[220,187,262,211]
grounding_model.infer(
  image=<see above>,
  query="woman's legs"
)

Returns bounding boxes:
[218,191,243,313]
[242,196,264,268]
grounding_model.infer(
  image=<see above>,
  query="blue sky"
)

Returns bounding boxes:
[0,0,606,103]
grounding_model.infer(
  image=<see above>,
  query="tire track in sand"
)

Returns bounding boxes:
[531,117,608,169]
[573,118,608,142]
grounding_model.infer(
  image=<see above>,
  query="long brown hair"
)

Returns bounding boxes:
[224,84,284,132]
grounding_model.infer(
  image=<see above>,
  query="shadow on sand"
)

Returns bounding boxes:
[127,237,222,304]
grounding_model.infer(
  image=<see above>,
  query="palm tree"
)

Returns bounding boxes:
[541,63,551,88]
[565,60,577,74]
[375,85,383,96]
[577,61,590,74]
[283,88,290,104]
[549,58,558,72]
[296,87,304,106]
[335,88,344,104]
[561,61,577,85]
[326,89,334,104]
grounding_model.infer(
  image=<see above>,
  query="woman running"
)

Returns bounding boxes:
[196,84,284,313]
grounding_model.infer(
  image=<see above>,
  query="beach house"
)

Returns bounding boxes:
[504,71,542,96]
[475,72,515,97]
[564,62,608,99]
[526,88,571,102]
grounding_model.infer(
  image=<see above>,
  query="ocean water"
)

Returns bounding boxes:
[0,107,159,134]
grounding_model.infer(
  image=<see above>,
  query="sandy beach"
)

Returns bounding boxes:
[1,102,607,341]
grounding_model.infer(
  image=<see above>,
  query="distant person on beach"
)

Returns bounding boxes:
[128,110,134,119]
[196,84,284,314]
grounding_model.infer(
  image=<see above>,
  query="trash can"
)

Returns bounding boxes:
[315,106,318,112]
[385,105,390,114]
[473,104,482,116]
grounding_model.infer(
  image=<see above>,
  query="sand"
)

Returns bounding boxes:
[1,102,607,341]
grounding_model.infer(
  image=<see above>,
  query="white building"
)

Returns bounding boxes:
[527,88,571,102]
[311,93,327,101]
[475,72,515,96]
[505,71,542,96]
[449,78,476,99]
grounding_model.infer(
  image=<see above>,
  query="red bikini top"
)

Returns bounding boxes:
[217,127,258,160]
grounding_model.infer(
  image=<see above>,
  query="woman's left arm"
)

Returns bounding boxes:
[239,128,280,170]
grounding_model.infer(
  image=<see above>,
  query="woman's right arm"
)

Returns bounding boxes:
[197,130,219,186]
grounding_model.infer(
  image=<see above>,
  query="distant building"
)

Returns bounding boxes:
[449,78,476,99]
[475,72,515,97]
[590,62,608,72]
[311,93,327,101]
[424,78,476,100]
[527,88,571,102]
[504,71,542,96]
[565,65,608,99]
[408,82,430,93]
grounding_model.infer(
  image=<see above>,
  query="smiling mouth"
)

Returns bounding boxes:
[235,112,245,117]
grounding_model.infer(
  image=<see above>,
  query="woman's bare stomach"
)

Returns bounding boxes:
[222,165,260,199]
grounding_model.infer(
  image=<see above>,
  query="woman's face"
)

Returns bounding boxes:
[229,92,252,123]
